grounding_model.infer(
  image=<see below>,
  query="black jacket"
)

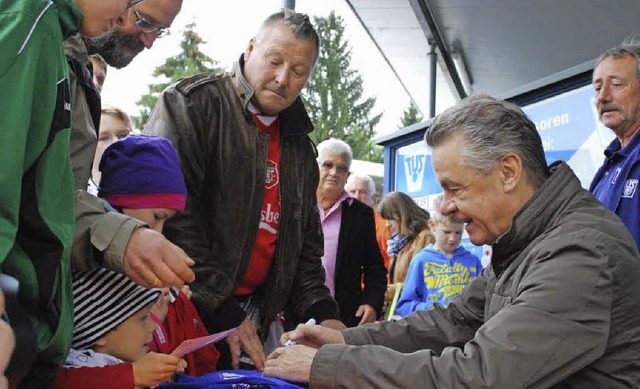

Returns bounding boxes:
[332,198,387,327]
[144,58,338,337]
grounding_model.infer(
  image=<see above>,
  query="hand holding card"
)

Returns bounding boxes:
[171,326,239,358]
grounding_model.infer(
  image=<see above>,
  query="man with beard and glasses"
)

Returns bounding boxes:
[68,0,194,306]
[66,0,183,192]
[85,0,181,69]
[590,39,640,249]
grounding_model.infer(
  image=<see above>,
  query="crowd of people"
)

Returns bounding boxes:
[1,0,640,388]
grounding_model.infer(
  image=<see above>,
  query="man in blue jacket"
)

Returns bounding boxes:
[590,40,640,248]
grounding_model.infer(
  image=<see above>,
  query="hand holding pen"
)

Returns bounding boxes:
[284,318,316,346]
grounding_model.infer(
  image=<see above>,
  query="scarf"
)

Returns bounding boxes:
[387,233,409,257]
[64,348,123,368]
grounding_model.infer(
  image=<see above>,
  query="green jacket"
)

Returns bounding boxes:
[0,0,81,386]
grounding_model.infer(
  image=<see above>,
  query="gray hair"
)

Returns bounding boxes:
[256,9,320,66]
[596,37,640,79]
[317,138,353,168]
[424,94,548,188]
[346,173,376,197]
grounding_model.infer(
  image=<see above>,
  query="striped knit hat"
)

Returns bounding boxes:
[71,268,161,350]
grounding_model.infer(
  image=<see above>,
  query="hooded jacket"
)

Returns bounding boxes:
[395,244,482,316]
[144,57,338,336]
[0,0,81,385]
[311,162,640,388]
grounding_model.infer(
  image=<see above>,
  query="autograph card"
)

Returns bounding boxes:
[171,326,239,358]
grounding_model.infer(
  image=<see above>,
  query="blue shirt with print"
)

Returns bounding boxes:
[590,131,640,249]
[396,244,482,317]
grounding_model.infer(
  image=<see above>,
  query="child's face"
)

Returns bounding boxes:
[123,208,177,233]
[92,115,131,182]
[95,304,156,362]
[432,220,464,256]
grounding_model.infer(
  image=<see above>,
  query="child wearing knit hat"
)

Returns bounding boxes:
[50,135,192,388]
[97,133,188,232]
[49,268,187,388]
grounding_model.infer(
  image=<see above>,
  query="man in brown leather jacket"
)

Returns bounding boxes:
[145,9,342,371]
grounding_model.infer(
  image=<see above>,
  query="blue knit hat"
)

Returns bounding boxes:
[98,134,187,211]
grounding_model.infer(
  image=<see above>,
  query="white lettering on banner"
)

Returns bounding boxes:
[541,137,554,151]
[534,113,570,132]
[403,154,425,193]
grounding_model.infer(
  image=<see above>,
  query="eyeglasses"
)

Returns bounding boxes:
[319,161,349,174]
[132,8,170,38]
[126,0,145,9]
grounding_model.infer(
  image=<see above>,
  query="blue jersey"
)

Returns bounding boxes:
[590,132,640,249]
[396,244,482,316]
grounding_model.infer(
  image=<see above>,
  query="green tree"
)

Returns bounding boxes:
[303,11,383,162]
[398,102,423,129]
[133,23,222,129]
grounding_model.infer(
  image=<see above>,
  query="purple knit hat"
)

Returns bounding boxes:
[98,134,187,211]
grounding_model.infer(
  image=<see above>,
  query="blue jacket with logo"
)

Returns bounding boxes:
[589,131,640,248]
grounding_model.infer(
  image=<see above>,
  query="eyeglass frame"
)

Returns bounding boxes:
[132,7,170,37]
[126,0,145,9]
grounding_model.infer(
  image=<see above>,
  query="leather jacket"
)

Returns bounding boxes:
[145,58,338,336]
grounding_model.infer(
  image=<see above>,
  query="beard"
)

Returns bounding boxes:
[86,29,145,69]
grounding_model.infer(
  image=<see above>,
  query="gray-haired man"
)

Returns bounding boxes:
[264,95,640,388]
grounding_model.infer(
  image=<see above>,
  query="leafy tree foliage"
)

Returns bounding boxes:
[134,23,222,129]
[398,101,423,129]
[302,11,383,162]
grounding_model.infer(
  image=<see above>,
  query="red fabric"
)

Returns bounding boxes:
[235,114,281,294]
[149,311,173,354]
[163,293,220,376]
[48,363,134,389]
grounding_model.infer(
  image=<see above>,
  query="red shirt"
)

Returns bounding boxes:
[235,112,281,295]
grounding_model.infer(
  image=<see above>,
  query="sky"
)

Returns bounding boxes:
[100,0,412,136]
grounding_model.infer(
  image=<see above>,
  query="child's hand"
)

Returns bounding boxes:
[132,352,187,387]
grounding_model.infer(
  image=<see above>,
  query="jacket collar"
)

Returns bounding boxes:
[64,34,90,66]
[230,54,315,136]
[604,130,640,158]
[492,161,581,275]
